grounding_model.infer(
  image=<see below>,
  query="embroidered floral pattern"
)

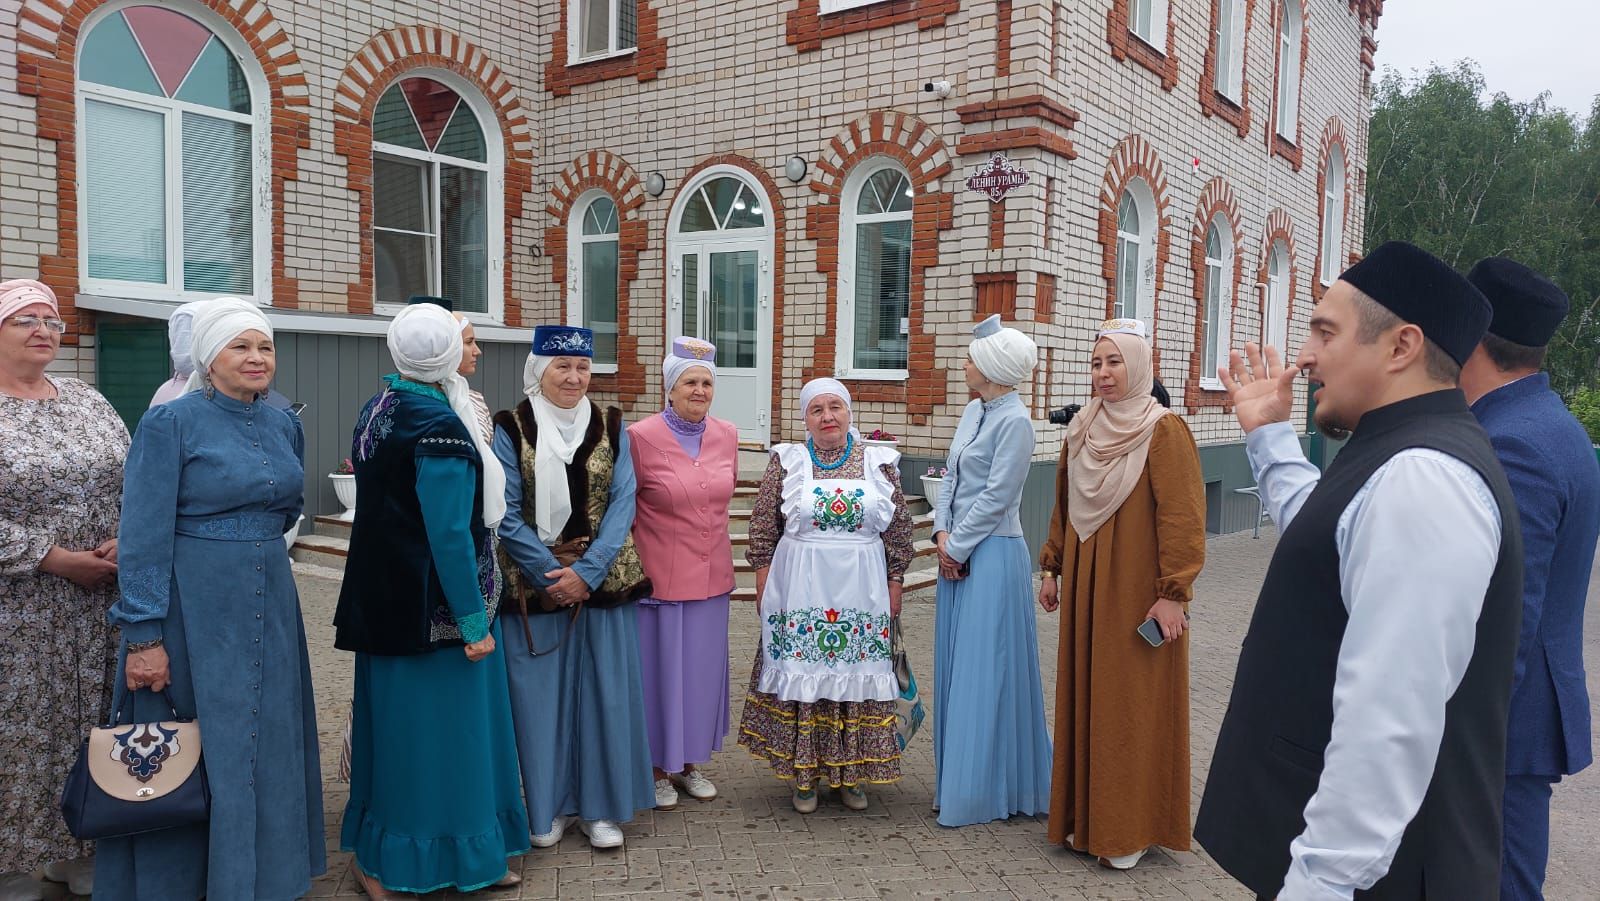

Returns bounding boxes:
[811,487,867,533]
[538,331,594,355]
[765,607,892,666]
[354,389,398,462]
[111,722,183,782]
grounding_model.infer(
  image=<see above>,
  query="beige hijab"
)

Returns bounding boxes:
[1065,332,1171,541]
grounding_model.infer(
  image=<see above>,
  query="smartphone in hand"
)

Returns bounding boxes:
[1137,617,1166,647]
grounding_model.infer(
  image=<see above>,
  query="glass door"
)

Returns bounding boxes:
[672,240,770,443]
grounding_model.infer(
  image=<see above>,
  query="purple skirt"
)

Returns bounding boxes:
[636,594,731,773]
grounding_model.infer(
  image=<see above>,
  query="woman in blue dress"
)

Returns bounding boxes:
[101,299,325,900]
[334,303,528,897]
[930,314,1053,827]
[494,325,655,852]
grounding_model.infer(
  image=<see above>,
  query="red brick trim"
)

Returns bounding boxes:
[670,155,788,444]
[545,152,648,408]
[14,0,312,339]
[1259,207,1301,344]
[1184,177,1243,413]
[1350,0,1384,30]
[804,110,956,416]
[1105,0,1180,91]
[1198,0,1255,139]
[331,27,535,324]
[988,199,1006,249]
[1266,0,1310,170]
[1310,117,1350,303]
[1096,135,1173,369]
[996,0,1014,77]
[955,94,1081,131]
[546,1,666,97]
[975,272,1018,319]
[1360,34,1378,72]
[787,0,960,53]
[956,127,1077,159]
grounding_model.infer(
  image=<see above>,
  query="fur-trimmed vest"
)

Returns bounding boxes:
[492,399,651,612]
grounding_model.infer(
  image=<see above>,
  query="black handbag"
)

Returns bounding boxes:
[61,689,210,840]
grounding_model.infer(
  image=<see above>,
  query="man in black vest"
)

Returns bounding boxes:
[1195,241,1524,899]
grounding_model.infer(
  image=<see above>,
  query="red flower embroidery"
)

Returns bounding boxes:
[824,608,840,623]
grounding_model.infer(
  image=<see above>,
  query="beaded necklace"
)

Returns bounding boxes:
[807,432,854,471]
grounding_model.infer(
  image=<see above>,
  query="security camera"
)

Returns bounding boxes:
[923,80,952,98]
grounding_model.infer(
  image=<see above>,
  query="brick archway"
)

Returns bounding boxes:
[544,152,649,406]
[1260,207,1301,346]
[14,0,312,335]
[331,27,535,322]
[1311,116,1350,303]
[805,110,956,418]
[1185,177,1244,413]
[1097,135,1174,368]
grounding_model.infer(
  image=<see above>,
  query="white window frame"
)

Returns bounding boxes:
[1129,0,1170,51]
[1265,239,1290,351]
[569,0,639,64]
[1276,0,1302,140]
[1320,148,1346,285]
[821,0,890,12]
[836,158,914,381]
[76,0,271,306]
[370,68,505,325]
[1113,179,1158,334]
[1214,0,1246,102]
[566,189,620,374]
[1199,216,1234,391]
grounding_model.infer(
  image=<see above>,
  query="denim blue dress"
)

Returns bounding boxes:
[98,390,324,901]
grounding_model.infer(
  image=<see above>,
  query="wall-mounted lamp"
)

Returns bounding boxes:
[784,156,808,184]
[645,172,666,197]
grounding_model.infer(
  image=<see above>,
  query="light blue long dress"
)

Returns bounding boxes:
[931,392,1053,827]
[99,390,324,901]
[495,419,656,834]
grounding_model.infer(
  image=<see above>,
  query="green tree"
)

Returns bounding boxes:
[1366,63,1600,396]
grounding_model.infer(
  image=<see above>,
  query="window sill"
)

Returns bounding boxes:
[1129,30,1165,55]
[838,369,910,382]
[822,0,890,14]
[1274,131,1297,146]
[589,363,619,375]
[1214,90,1243,110]
[1199,378,1227,392]
[568,47,637,68]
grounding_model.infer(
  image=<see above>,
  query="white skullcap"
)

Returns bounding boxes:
[167,300,211,376]
[798,377,851,419]
[969,314,1038,386]
[183,298,271,394]
[387,303,505,530]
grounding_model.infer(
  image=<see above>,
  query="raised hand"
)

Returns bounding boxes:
[1218,342,1300,434]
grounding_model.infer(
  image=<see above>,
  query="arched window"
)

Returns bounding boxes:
[372,75,500,317]
[1114,181,1156,328]
[1320,147,1346,284]
[1265,238,1290,351]
[77,3,267,301]
[1201,217,1233,384]
[1214,0,1246,101]
[1275,0,1303,139]
[568,192,619,368]
[838,161,913,378]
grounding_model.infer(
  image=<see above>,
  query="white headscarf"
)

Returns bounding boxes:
[970,322,1039,386]
[798,377,851,419]
[167,300,210,377]
[386,303,506,530]
[663,354,716,399]
[184,298,272,394]
[522,352,594,544]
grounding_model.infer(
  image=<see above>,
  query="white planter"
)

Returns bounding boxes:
[329,473,357,521]
[920,475,943,509]
[283,514,305,550]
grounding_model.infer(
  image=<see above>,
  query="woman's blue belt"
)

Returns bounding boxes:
[174,512,286,541]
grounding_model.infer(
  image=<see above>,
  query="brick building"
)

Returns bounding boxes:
[0,0,1382,535]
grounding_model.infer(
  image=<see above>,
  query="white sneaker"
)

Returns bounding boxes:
[530,815,575,848]
[0,873,43,901]
[670,769,717,801]
[580,819,624,849]
[1099,848,1148,870]
[654,778,680,810]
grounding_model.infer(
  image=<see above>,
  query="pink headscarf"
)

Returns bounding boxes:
[0,279,58,322]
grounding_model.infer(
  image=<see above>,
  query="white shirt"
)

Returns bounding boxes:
[1246,422,1503,901]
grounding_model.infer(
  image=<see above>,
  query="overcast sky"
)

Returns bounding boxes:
[1372,0,1597,119]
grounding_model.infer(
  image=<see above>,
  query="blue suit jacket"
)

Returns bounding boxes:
[1472,372,1600,776]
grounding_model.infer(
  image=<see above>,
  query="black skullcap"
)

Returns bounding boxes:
[407,295,454,312]
[1467,256,1570,348]
[1338,241,1491,366]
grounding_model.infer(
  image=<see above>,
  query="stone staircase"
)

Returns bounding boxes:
[291,449,944,598]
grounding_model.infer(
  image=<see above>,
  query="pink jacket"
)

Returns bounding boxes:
[627,412,738,601]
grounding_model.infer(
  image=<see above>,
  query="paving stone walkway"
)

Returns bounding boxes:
[288,528,1599,900]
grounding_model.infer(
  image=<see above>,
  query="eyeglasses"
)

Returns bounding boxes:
[5,315,67,334]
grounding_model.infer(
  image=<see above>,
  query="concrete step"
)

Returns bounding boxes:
[290,532,348,572]
[311,515,352,541]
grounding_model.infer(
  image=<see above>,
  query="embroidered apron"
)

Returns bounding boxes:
[757,444,898,704]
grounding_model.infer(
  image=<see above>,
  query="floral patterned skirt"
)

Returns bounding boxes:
[737,650,901,788]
